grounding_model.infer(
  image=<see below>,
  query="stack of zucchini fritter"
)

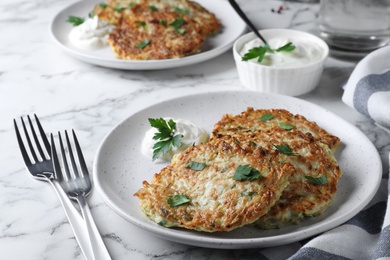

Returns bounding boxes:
[135,108,342,232]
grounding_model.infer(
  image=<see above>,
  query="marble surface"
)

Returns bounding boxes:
[1,0,389,259]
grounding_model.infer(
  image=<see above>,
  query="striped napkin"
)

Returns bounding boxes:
[342,46,390,129]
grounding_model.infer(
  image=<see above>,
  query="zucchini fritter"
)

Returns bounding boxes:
[134,138,294,232]
[211,107,340,152]
[214,128,342,229]
[107,10,204,59]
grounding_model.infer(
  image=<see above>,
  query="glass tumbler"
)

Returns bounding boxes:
[319,0,390,51]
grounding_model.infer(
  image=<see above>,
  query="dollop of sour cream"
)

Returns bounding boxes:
[239,37,324,68]
[141,118,209,162]
[68,16,115,50]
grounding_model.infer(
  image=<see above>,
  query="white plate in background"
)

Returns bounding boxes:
[50,0,247,70]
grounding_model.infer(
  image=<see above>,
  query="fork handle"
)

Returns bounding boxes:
[49,179,94,260]
[77,194,112,260]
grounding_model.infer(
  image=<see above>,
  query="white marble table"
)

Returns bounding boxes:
[1,0,389,259]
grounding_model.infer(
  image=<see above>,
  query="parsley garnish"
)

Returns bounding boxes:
[66,16,85,26]
[305,174,327,185]
[136,39,150,49]
[129,2,136,7]
[258,113,274,122]
[167,195,190,207]
[149,5,158,12]
[160,20,167,26]
[114,5,125,12]
[273,144,298,156]
[185,161,206,171]
[148,118,182,160]
[242,42,296,63]
[233,165,262,181]
[279,123,296,131]
[99,3,108,8]
[135,21,146,28]
[169,17,186,34]
[173,6,189,15]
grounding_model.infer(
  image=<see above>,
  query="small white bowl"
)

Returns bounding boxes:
[233,29,329,96]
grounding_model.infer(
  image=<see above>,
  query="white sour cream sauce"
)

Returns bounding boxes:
[141,118,209,162]
[68,16,115,50]
[239,37,324,68]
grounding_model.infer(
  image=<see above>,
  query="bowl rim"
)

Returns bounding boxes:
[233,28,329,71]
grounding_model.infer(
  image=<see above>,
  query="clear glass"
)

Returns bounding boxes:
[319,0,390,51]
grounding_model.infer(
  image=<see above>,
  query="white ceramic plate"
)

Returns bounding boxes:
[93,91,382,249]
[50,0,246,70]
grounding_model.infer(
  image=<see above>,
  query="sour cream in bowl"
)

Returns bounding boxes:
[233,29,329,96]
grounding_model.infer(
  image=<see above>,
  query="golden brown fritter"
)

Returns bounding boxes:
[134,138,294,232]
[213,128,342,229]
[211,107,340,152]
[107,10,204,59]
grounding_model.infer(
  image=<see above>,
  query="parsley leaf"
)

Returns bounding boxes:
[185,161,206,171]
[114,5,125,12]
[149,5,158,12]
[136,39,150,49]
[305,174,327,185]
[99,3,108,8]
[135,21,147,28]
[148,118,182,160]
[258,113,274,122]
[129,2,136,7]
[273,144,298,156]
[174,6,189,15]
[233,165,262,181]
[66,16,85,26]
[242,42,296,63]
[167,194,190,207]
[276,42,296,52]
[279,123,296,131]
[169,17,186,34]
[160,20,167,26]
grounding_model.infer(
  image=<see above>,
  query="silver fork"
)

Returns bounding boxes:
[51,130,111,260]
[14,115,93,260]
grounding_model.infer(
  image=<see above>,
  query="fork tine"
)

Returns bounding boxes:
[59,131,72,181]
[14,119,32,166]
[35,114,51,156]
[21,116,39,163]
[65,130,80,178]
[51,133,63,181]
[28,115,47,161]
[72,129,89,177]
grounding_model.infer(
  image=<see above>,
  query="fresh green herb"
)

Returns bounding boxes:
[135,21,147,28]
[276,42,296,52]
[148,118,181,160]
[136,39,150,49]
[273,144,298,156]
[305,174,327,185]
[173,6,189,15]
[279,123,296,131]
[160,20,167,26]
[242,42,296,63]
[114,5,125,12]
[158,219,167,226]
[88,12,94,18]
[129,2,136,7]
[149,5,158,12]
[233,165,262,181]
[169,17,186,34]
[66,16,85,26]
[242,44,273,62]
[185,161,206,171]
[258,113,274,122]
[99,3,108,8]
[167,194,190,207]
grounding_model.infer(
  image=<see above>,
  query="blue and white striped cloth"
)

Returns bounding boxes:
[342,46,390,130]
